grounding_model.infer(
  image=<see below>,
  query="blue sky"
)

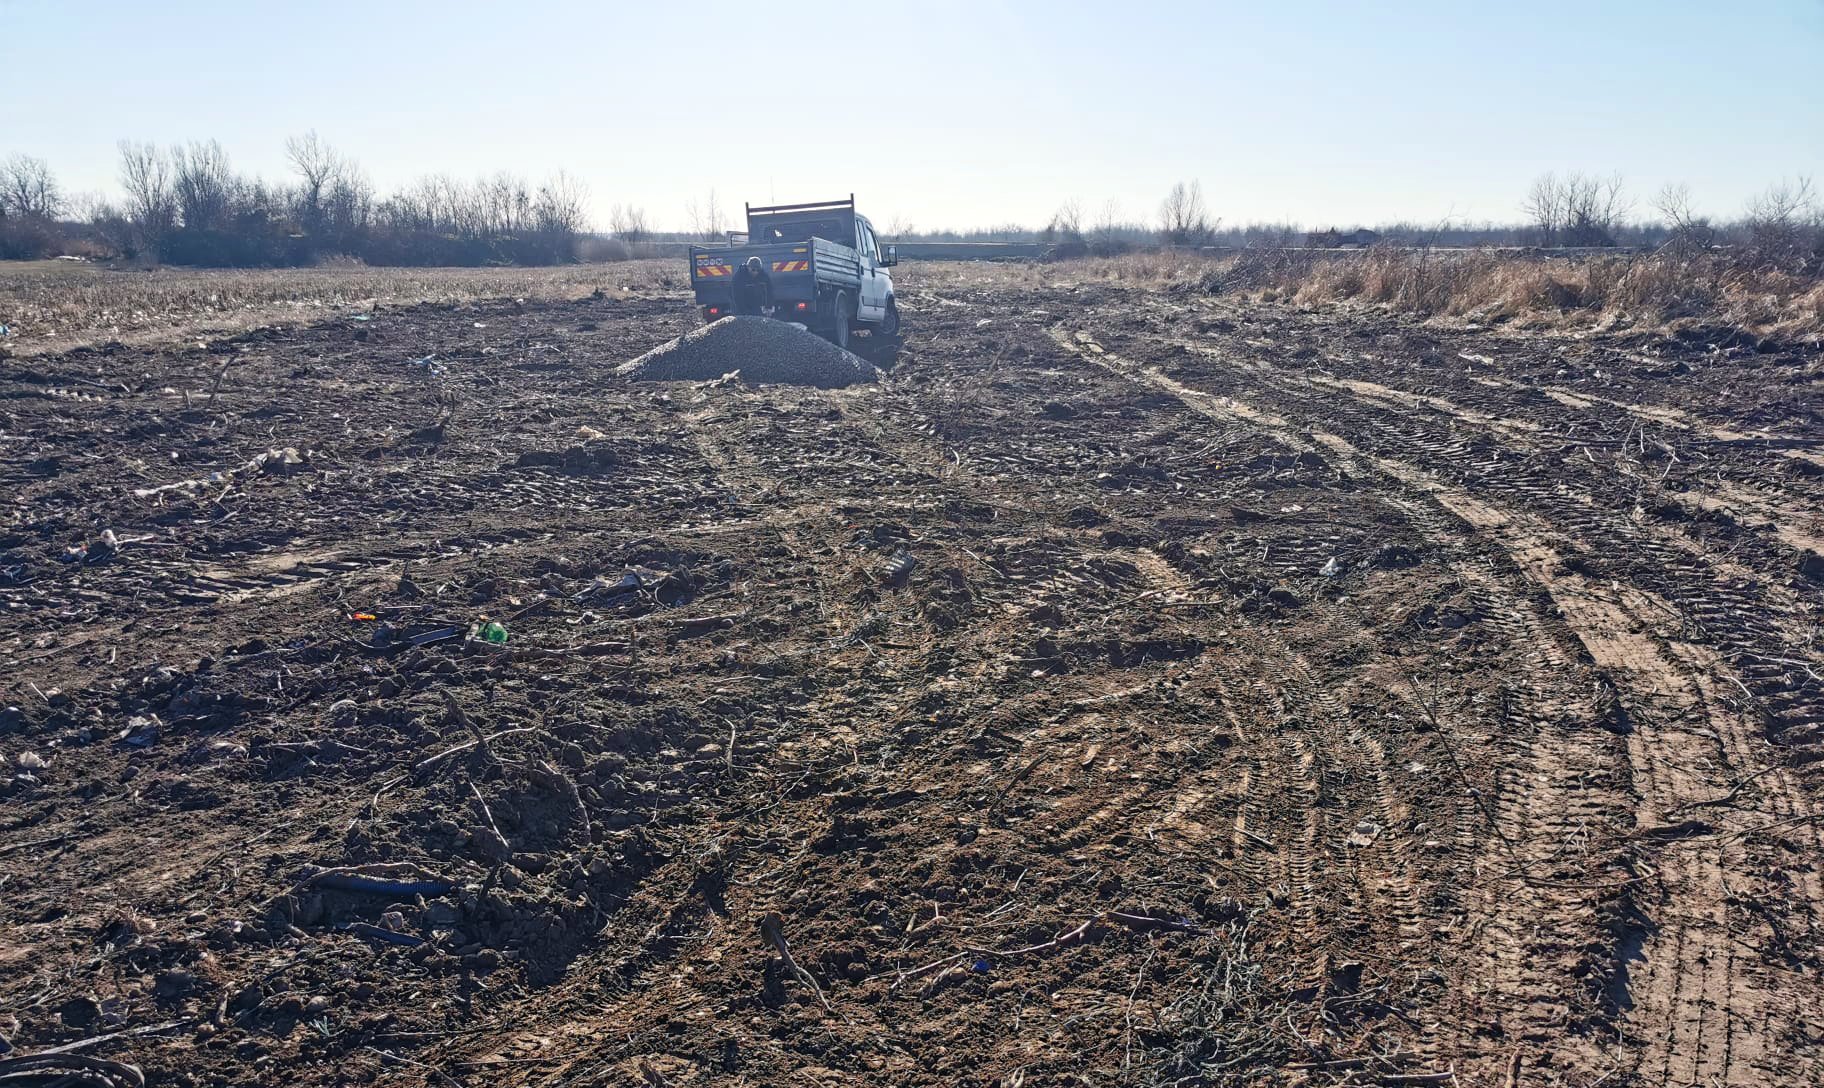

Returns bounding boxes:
[2,0,1819,230]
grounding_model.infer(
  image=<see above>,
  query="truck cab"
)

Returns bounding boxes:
[689,195,899,349]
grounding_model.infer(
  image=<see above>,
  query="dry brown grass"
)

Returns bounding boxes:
[1275,248,1823,338]
[0,260,674,356]
[911,249,1823,340]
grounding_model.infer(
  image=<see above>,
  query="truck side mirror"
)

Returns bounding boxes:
[882,245,898,267]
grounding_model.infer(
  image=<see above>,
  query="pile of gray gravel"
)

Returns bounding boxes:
[618,317,878,389]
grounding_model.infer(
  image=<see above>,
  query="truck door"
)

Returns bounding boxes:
[856,219,888,321]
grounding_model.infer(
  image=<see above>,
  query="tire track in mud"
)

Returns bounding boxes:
[1140,325,1823,773]
[1198,334,1824,702]
[1324,365,1824,557]
[1050,326,1627,1072]
[1264,332,1823,1084]
[1059,318,1823,1085]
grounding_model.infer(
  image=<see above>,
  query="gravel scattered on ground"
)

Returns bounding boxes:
[617,316,878,388]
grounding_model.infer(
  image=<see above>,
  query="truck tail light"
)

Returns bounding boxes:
[794,301,809,312]
[707,306,721,316]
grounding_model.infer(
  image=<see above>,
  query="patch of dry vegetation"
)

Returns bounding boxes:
[0,259,672,355]
[915,249,1823,340]
[1253,248,1823,338]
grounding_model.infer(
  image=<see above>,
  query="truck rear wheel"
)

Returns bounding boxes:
[829,291,853,351]
[881,298,900,337]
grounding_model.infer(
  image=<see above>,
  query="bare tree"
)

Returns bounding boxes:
[1522,174,1565,245]
[477,173,534,236]
[171,140,236,232]
[71,192,132,254]
[1159,181,1215,246]
[1653,182,1714,255]
[685,190,725,241]
[533,170,590,257]
[117,140,176,252]
[286,130,348,232]
[1742,176,1819,271]
[1042,200,1085,244]
[1524,171,1628,246]
[609,203,650,244]
[0,154,64,220]
[322,168,373,246]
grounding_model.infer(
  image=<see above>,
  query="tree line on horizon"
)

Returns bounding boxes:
[1,143,1818,273]
[0,135,593,267]
[1020,176,1819,272]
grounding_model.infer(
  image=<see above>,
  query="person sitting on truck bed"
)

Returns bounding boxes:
[732,256,773,317]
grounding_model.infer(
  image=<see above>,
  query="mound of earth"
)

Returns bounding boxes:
[617,316,877,388]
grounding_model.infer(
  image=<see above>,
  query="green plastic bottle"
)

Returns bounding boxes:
[480,620,508,644]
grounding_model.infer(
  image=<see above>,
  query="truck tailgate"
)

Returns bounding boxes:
[690,244,796,280]
[691,240,862,290]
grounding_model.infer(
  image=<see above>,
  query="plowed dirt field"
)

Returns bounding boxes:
[4,265,1822,1087]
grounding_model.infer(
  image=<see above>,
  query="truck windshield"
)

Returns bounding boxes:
[755,217,845,245]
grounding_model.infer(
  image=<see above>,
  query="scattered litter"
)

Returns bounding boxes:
[1346,820,1383,847]
[575,425,607,442]
[0,1053,146,1088]
[472,322,488,329]
[117,716,159,748]
[131,478,209,500]
[407,626,461,647]
[132,449,305,501]
[1319,557,1343,577]
[407,355,447,377]
[244,447,306,474]
[479,620,508,645]
[348,314,372,323]
[337,922,425,947]
[881,550,917,585]
[584,566,674,606]
[17,752,48,770]
[349,612,378,622]
[297,863,454,897]
[618,316,877,388]
[0,324,11,338]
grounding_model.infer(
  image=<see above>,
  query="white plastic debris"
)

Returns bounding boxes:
[1319,557,1343,577]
